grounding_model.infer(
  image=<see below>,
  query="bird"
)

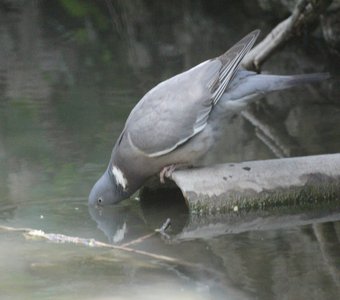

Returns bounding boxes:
[88,29,329,206]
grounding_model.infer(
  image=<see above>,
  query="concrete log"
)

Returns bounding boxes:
[169,153,340,214]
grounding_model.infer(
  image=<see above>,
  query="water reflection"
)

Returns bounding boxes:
[88,196,340,299]
[91,190,340,244]
[1,1,340,299]
[88,202,147,244]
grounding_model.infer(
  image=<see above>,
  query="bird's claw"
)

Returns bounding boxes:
[159,165,176,184]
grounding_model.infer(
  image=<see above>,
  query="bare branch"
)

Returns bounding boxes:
[242,0,332,71]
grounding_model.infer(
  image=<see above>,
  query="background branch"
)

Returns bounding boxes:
[242,0,333,71]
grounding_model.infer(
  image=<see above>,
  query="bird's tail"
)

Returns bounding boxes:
[219,71,330,114]
[254,72,330,93]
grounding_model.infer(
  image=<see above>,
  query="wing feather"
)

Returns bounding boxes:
[123,30,260,157]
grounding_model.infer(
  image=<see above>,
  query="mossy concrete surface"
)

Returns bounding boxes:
[170,153,340,215]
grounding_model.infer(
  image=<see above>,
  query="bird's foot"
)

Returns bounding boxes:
[159,165,177,184]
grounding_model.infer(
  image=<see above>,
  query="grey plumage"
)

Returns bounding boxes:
[89,29,329,206]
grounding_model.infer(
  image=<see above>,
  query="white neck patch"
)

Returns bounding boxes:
[112,222,127,243]
[112,165,128,190]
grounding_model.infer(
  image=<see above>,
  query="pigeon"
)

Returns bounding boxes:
[88,29,329,206]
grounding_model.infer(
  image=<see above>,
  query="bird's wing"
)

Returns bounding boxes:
[123,30,260,158]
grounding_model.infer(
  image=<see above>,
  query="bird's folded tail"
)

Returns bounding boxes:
[220,71,330,112]
[253,72,330,93]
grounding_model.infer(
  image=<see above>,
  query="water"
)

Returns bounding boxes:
[1,1,340,299]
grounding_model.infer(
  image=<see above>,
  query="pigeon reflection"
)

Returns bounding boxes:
[88,186,189,244]
[88,203,147,244]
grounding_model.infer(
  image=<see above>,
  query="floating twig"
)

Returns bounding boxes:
[0,223,221,276]
[0,224,178,262]
[156,218,172,233]
[0,225,35,232]
[121,218,171,247]
[120,232,157,248]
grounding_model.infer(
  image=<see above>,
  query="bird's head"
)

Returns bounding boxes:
[88,165,128,206]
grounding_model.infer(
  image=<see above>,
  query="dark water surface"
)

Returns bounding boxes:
[1,1,340,299]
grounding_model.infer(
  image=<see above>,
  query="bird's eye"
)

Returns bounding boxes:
[97,197,103,204]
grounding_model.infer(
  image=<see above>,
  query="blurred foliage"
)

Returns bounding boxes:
[59,0,109,30]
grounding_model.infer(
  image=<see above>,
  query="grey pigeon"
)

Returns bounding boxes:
[89,29,329,206]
